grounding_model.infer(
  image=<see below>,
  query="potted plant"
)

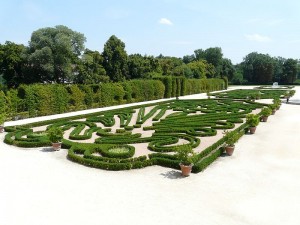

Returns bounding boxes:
[260,107,272,122]
[0,113,5,133]
[269,104,277,115]
[176,145,195,177]
[47,126,64,151]
[273,98,281,110]
[223,130,240,156]
[246,114,259,134]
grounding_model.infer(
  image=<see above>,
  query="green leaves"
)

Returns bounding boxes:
[47,126,63,143]
[27,25,86,83]
[102,35,128,82]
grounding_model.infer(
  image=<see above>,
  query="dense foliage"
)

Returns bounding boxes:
[0,78,224,120]
[2,25,298,89]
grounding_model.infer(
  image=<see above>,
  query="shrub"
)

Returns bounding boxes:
[246,114,260,127]
[260,107,272,117]
[175,145,195,166]
[47,127,64,143]
[223,130,240,146]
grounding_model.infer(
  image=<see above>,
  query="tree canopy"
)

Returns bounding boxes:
[26,25,86,83]
[102,35,128,82]
[0,25,299,88]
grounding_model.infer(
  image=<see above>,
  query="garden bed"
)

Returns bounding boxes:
[4,91,284,173]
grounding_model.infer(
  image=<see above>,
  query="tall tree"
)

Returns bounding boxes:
[273,57,285,82]
[102,35,128,82]
[127,54,159,79]
[220,58,235,80]
[157,56,183,76]
[187,60,215,79]
[172,64,193,78]
[182,54,195,64]
[194,47,223,76]
[281,58,298,84]
[26,25,86,83]
[75,49,109,84]
[0,41,26,87]
[243,52,274,84]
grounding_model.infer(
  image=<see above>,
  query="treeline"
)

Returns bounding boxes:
[0,78,224,119]
[0,25,228,88]
[0,25,299,89]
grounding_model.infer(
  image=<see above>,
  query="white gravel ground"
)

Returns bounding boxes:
[1,86,300,225]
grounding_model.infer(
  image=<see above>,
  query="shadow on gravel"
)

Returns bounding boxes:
[220,153,229,157]
[160,170,184,179]
[40,147,54,153]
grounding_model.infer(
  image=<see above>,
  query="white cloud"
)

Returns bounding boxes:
[159,18,173,25]
[245,34,272,42]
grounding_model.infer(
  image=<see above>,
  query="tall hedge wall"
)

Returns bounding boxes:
[2,78,224,119]
[185,78,225,95]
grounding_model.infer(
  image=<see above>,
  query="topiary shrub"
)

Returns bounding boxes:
[47,127,64,143]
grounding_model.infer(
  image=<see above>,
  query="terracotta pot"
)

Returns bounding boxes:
[225,145,235,156]
[52,142,62,151]
[262,116,268,122]
[272,110,276,115]
[179,164,193,176]
[0,125,4,133]
[249,126,256,134]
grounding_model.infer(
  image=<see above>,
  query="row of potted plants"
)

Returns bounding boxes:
[177,99,283,176]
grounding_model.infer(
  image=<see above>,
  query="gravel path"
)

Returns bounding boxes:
[1,86,299,225]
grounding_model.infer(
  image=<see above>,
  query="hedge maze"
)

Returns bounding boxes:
[4,94,272,173]
[211,89,289,99]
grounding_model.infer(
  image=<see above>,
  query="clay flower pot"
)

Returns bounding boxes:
[52,142,62,151]
[262,116,268,122]
[225,145,235,156]
[272,109,276,115]
[0,125,4,133]
[249,126,256,134]
[179,163,193,176]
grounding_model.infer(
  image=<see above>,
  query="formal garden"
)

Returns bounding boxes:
[2,86,293,175]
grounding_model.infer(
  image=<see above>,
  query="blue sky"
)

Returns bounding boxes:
[1,0,300,64]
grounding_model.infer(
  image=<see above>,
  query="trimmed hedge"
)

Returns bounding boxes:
[1,78,224,121]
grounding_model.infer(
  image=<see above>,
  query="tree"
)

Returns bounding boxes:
[127,54,159,79]
[231,64,245,84]
[0,41,26,88]
[26,25,86,83]
[157,56,183,76]
[273,57,285,82]
[75,49,109,84]
[242,52,274,84]
[281,58,298,84]
[182,54,195,64]
[172,64,193,78]
[102,35,128,82]
[220,58,235,80]
[194,47,223,76]
[187,60,215,79]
